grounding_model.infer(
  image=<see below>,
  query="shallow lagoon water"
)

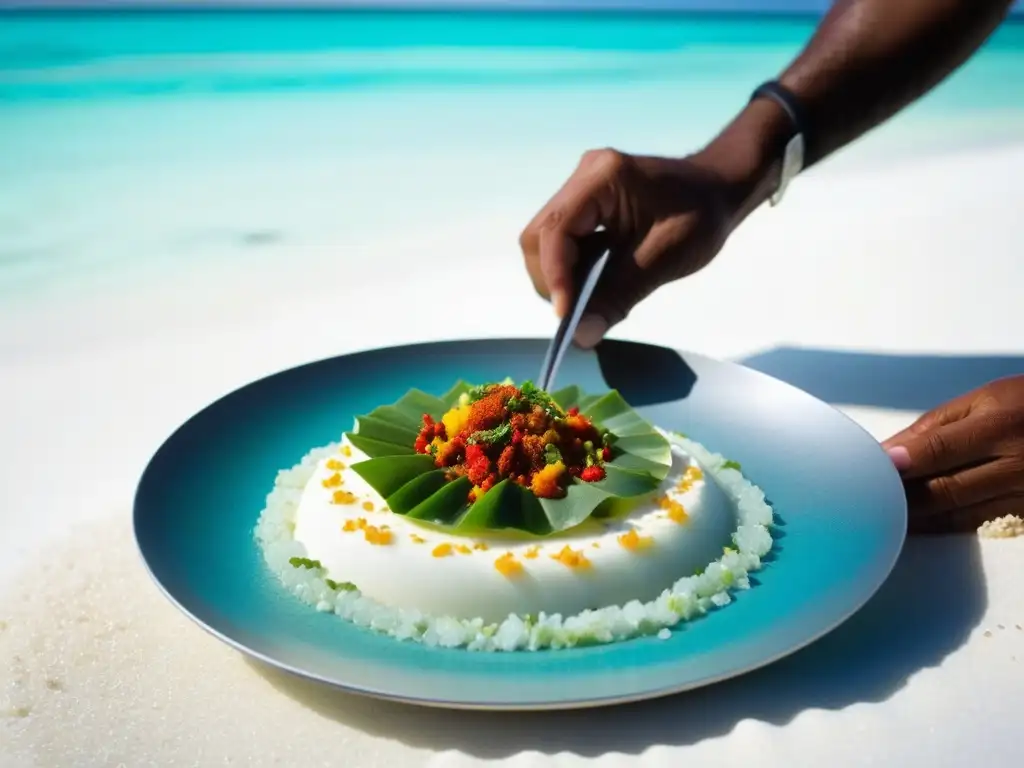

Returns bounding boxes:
[2,11,1024,306]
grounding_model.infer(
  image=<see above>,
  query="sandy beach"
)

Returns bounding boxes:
[3,9,1024,766]
[3,139,1024,765]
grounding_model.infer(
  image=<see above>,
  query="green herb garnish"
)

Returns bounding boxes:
[519,380,562,417]
[325,578,357,592]
[723,460,742,471]
[467,421,512,446]
[543,442,563,465]
[466,384,491,403]
[288,557,323,570]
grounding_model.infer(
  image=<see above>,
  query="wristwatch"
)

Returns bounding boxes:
[749,81,807,207]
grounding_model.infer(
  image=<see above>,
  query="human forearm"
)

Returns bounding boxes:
[694,0,1014,226]
[779,0,1015,166]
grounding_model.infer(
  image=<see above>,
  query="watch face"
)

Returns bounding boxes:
[771,133,805,206]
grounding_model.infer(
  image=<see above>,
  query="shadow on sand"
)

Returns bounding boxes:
[737,346,1024,412]
[248,346,1024,757]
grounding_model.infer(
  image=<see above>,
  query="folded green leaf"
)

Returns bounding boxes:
[405,475,473,522]
[347,454,436,498]
[441,380,475,408]
[354,414,422,447]
[391,388,447,422]
[346,433,416,457]
[455,479,552,534]
[346,382,672,536]
[385,470,453,515]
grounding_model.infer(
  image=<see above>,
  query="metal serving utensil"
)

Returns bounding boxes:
[536,230,613,392]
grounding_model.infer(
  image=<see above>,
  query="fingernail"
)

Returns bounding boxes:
[573,314,608,349]
[551,289,567,319]
[887,446,911,472]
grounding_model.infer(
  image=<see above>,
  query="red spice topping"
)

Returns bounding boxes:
[413,383,614,501]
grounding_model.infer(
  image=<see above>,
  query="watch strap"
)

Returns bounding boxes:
[749,80,808,206]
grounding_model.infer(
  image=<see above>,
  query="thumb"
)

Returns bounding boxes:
[882,397,972,466]
[884,415,990,480]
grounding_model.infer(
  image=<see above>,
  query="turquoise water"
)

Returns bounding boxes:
[1,11,1023,300]
[3,12,1024,101]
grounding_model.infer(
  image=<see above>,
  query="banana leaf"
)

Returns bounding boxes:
[345,381,672,536]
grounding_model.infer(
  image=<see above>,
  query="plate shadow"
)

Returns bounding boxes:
[593,339,697,406]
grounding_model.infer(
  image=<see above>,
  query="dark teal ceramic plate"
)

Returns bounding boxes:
[133,338,906,710]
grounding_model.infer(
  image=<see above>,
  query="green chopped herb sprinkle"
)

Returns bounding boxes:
[466,384,491,402]
[543,443,563,465]
[723,460,742,471]
[519,380,562,416]
[288,556,323,570]
[325,578,357,592]
[467,421,512,446]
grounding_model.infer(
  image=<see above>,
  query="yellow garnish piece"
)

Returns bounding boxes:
[659,495,688,524]
[591,541,601,549]
[455,544,472,555]
[341,445,352,457]
[361,500,374,512]
[468,485,485,502]
[332,490,357,505]
[363,524,392,545]
[675,466,704,494]
[618,529,654,551]
[342,517,367,533]
[432,543,453,558]
[530,460,566,497]
[321,472,343,488]
[410,534,426,544]
[494,552,524,578]
[441,403,473,441]
[551,545,591,569]
[523,545,540,560]
[472,541,489,551]
[326,458,346,471]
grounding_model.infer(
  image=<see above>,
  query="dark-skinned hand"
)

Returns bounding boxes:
[518,149,743,348]
[882,374,1024,534]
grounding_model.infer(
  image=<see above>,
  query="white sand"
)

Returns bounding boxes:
[3,143,1024,766]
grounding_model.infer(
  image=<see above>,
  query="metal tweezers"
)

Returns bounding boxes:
[537,230,613,392]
